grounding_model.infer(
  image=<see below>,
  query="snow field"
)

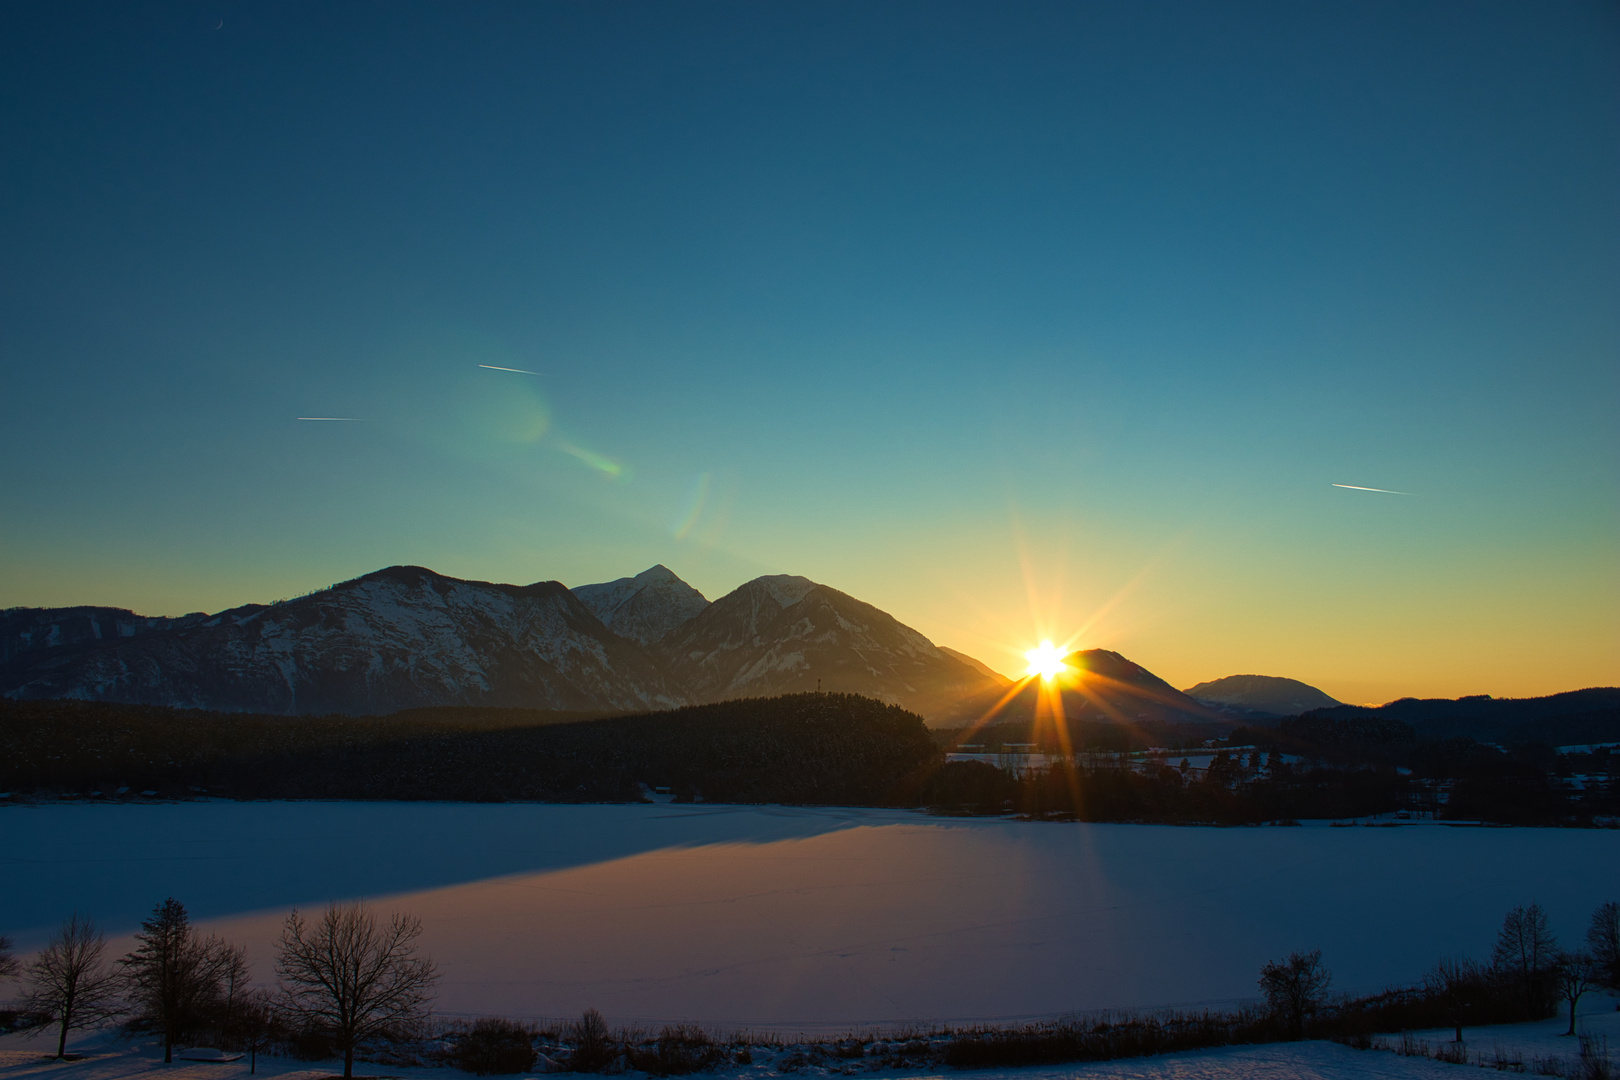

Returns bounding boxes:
[2,802,1617,1028]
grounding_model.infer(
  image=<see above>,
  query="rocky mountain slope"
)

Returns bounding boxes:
[1183,674,1342,717]
[572,564,710,645]
[654,575,1006,724]
[1,566,685,714]
[938,646,1012,686]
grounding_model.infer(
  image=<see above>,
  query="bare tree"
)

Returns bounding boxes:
[1586,901,1620,993]
[20,915,122,1059]
[1259,950,1333,1039]
[216,940,252,1032]
[1426,956,1488,1044]
[274,903,438,1079]
[568,1008,614,1072]
[235,988,277,1075]
[1492,902,1559,1020]
[1555,952,1598,1036]
[119,897,244,1063]
[0,934,18,981]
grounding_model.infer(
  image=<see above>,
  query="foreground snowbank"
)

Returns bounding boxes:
[0,1028,1494,1080]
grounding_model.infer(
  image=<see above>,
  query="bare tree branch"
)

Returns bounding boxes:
[20,915,122,1059]
[0,934,19,982]
[1259,949,1333,1039]
[274,903,438,1079]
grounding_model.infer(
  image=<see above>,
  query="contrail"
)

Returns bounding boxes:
[297,417,374,421]
[478,364,542,375]
[1332,483,1411,495]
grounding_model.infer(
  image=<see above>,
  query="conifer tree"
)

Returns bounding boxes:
[119,898,240,1063]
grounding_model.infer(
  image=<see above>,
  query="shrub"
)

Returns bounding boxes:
[625,1024,720,1076]
[1258,950,1333,1038]
[457,1017,536,1075]
[568,1008,614,1073]
[291,1030,336,1061]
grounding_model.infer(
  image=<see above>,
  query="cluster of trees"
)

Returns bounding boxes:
[925,728,1616,825]
[1235,717,1618,825]
[922,754,1403,823]
[0,694,938,806]
[1258,901,1620,1043]
[1,900,437,1079]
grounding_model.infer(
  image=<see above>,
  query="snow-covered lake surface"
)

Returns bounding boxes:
[3,802,1617,1028]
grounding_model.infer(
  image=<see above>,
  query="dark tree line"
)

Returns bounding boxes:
[0,694,938,806]
[922,755,1408,824]
[4,694,1611,823]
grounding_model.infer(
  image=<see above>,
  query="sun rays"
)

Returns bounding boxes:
[1024,640,1069,680]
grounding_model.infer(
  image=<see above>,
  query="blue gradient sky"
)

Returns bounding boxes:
[2,1,1616,702]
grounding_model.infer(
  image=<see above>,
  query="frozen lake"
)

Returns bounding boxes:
[3,802,1616,1029]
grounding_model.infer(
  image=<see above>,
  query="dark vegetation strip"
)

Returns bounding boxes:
[2,694,1615,824]
[0,694,939,806]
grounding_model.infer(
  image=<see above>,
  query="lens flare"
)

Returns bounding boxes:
[557,439,627,479]
[1024,640,1067,681]
[671,472,711,539]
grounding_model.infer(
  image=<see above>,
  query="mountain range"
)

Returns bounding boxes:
[2,564,1052,725]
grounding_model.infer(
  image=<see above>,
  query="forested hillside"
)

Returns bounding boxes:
[0,693,938,805]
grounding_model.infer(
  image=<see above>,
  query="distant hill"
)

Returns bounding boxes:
[1183,674,1342,717]
[967,648,1219,729]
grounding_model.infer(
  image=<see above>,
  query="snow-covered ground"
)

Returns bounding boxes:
[0,1029,1573,1080]
[2,803,1617,1028]
[1396,998,1620,1071]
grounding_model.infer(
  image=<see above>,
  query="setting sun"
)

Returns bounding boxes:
[1024,640,1068,681]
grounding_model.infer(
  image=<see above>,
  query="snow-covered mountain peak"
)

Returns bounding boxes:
[752,574,817,609]
[572,565,709,646]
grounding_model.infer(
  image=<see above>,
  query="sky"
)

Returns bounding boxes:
[1,1,1616,704]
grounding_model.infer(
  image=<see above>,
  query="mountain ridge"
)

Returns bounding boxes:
[654,576,1003,724]
[3,564,1012,724]
[1,565,686,715]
